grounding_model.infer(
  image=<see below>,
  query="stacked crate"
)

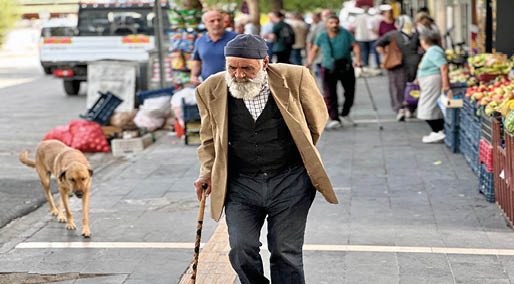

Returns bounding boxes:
[459,97,481,175]
[479,112,496,202]
[492,117,513,225]
[444,108,460,153]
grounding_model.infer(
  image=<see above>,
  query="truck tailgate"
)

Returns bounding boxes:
[40,36,155,63]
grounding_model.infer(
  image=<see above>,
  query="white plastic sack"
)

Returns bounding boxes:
[171,87,196,127]
[133,110,165,131]
[140,95,172,118]
[171,86,196,107]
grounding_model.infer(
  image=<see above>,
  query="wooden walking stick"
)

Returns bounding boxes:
[191,183,208,284]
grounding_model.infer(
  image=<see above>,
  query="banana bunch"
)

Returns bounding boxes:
[500,99,514,117]
[485,101,501,116]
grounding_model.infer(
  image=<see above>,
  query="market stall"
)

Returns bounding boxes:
[443,52,514,225]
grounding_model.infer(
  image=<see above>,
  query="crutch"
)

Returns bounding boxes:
[358,67,384,131]
[191,183,208,284]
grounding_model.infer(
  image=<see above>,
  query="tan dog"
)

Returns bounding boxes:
[19,139,93,238]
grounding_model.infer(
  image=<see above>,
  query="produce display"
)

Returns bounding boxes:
[466,78,514,116]
[506,109,514,134]
[467,53,512,80]
[449,66,477,86]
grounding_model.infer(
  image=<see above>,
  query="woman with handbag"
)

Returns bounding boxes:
[375,15,423,121]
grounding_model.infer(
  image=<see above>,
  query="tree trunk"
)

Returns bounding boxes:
[182,0,202,10]
[248,0,260,34]
[270,0,282,12]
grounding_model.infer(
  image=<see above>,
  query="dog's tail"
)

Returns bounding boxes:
[19,150,36,168]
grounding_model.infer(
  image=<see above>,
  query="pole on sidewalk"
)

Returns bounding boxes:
[191,184,208,284]
[358,67,384,131]
[154,0,165,88]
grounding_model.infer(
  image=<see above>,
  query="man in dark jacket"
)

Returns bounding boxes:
[268,11,295,63]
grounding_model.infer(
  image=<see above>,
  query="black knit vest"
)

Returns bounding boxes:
[227,93,302,176]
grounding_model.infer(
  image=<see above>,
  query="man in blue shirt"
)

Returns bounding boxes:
[191,10,237,85]
[307,15,362,129]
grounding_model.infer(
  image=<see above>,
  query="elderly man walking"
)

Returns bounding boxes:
[191,10,238,85]
[193,34,338,284]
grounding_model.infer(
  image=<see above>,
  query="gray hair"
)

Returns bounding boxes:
[419,31,441,46]
[201,10,222,24]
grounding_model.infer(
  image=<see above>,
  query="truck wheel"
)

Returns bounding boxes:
[63,80,80,96]
[43,66,52,75]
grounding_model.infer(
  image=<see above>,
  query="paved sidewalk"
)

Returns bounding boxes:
[1,75,514,284]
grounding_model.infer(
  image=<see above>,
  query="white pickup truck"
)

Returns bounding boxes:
[40,1,169,95]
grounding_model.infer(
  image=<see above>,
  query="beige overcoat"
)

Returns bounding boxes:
[195,63,338,221]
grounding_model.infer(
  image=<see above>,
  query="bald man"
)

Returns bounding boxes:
[191,10,238,85]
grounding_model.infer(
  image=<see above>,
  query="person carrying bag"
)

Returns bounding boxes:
[382,35,402,70]
[306,15,362,129]
[375,15,423,121]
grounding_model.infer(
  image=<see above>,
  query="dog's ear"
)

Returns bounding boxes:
[59,171,67,182]
[88,168,93,177]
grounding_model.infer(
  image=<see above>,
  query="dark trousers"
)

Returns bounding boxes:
[225,165,316,284]
[265,41,273,58]
[321,61,356,120]
[290,48,303,65]
[357,40,380,67]
[388,67,406,112]
[274,50,291,64]
[426,119,444,132]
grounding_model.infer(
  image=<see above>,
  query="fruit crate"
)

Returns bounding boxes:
[444,123,459,153]
[481,109,501,144]
[479,139,494,172]
[459,129,479,176]
[476,73,508,83]
[450,82,467,98]
[137,86,174,105]
[469,118,482,145]
[182,99,201,121]
[504,129,514,226]
[479,163,495,202]
[80,91,123,125]
[444,107,460,131]
[182,98,201,145]
[463,97,481,122]
[493,117,513,226]
[460,111,482,147]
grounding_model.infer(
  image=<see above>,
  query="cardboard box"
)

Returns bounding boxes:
[440,94,463,108]
[101,126,122,138]
[111,133,153,156]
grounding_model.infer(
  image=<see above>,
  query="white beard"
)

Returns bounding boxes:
[225,69,267,100]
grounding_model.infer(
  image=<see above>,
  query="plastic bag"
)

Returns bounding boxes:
[133,111,165,131]
[69,120,110,153]
[109,110,137,128]
[140,96,172,118]
[404,82,420,107]
[43,125,73,146]
[171,86,196,127]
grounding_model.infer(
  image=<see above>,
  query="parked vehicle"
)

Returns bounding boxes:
[42,0,170,95]
[39,18,77,74]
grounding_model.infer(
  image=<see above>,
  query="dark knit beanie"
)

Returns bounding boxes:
[224,34,268,59]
